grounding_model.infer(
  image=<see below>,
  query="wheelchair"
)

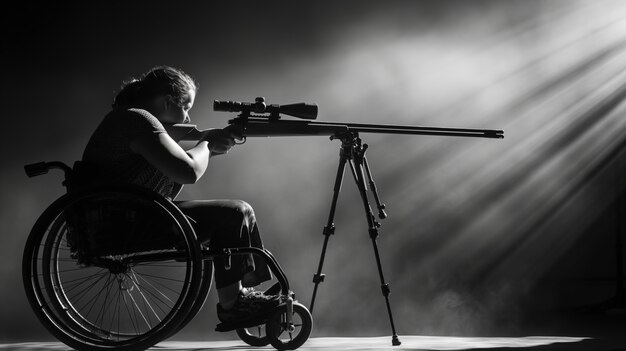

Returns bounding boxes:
[22,161,313,351]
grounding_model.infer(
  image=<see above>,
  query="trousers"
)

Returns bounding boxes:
[175,199,272,289]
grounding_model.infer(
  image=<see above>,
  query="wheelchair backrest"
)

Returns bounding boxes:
[26,160,185,258]
[65,190,183,258]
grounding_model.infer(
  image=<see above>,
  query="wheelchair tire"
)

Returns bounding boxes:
[169,260,213,336]
[23,185,203,351]
[266,302,313,350]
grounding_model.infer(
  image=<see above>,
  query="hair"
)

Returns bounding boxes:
[112,66,197,110]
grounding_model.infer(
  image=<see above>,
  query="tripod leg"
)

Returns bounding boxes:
[310,153,348,313]
[363,155,387,219]
[348,158,401,346]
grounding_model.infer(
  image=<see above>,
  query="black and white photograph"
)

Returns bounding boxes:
[2,1,626,350]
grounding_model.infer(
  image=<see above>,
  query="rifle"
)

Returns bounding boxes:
[167,97,503,141]
[169,97,503,346]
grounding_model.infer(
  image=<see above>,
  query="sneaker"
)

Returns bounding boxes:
[217,289,280,324]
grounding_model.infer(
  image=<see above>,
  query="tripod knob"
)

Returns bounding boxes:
[378,204,387,219]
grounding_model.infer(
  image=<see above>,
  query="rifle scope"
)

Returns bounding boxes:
[214,97,318,120]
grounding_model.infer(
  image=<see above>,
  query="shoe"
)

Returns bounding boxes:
[217,289,280,324]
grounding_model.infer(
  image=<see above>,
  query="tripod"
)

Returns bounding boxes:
[309,131,401,346]
[211,96,502,346]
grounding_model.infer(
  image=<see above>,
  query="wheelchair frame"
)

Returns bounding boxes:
[22,161,312,351]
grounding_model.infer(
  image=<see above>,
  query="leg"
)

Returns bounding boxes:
[176,200,278,322]
[176,199,272,290]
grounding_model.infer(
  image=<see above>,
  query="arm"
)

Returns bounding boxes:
[164,124,203,142]
[130,132,209,184]
[164,123,244,142]
[130,127,241,184]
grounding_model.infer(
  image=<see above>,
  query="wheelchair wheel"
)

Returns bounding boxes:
[170,260,213,336]
[236,325,270,347]
[23,186,203,351]
[266,302,312,350]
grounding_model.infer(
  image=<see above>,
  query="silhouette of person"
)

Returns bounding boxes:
[82,65,278,323]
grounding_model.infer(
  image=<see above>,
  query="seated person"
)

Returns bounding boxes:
[82,65,278,323]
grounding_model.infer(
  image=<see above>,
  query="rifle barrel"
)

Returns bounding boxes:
[235,118,504,139]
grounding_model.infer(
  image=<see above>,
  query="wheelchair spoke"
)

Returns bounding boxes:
[122,285,152,330]
[94,275,115,327]
[132,270,187,296]
[121,287,140,336]
[128,285,149,333]
[38,265,94,275]
[129,271,173,317]
[134,263,188,268]
[132,269,175,305]
[129,272,186,284]
[127,272,163,326]
[77,274,112,319]
[59,269,108,292]
[65,271,112,306]
[109,286,122,339]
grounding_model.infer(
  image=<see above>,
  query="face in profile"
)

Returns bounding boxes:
[158,89,196,125]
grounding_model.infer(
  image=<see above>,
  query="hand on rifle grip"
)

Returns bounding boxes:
[223,124,245,141]
[201,126,243,156]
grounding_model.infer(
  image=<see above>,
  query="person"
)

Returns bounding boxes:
[82,65,279,324]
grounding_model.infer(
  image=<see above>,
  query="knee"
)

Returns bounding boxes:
[234,200,255,218]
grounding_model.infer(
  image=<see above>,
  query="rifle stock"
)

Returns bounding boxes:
[164,124,202,141]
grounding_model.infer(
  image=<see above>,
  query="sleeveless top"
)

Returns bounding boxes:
[82,108,182,199]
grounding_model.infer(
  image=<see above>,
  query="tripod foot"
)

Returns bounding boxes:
[392,334,401,346]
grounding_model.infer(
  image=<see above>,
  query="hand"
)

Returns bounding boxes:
[200,126,243,156]
[223,124,244,141]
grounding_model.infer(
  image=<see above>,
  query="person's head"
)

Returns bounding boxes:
[113,66,197,124]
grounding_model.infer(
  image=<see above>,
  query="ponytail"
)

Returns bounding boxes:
[112,79,143,109]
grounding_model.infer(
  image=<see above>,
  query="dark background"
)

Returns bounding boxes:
[2,0,626,342]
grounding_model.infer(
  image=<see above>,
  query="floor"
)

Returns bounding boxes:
[2,301,625,351]
[0,334,624,351]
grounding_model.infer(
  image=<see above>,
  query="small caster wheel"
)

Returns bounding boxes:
[236,325,269,347]
[266,302,312,350]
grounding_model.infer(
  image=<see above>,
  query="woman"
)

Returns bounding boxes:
[82,65,278,324]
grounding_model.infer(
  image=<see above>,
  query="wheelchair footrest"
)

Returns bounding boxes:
[215,314,270,332]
